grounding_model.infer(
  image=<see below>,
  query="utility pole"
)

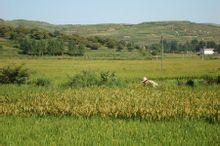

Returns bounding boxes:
[161,36,164,71]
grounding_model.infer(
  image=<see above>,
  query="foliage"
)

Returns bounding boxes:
[127,42,135,52]
[149,39,219,54]
[116,44,124,52]
[67,42,86,56]
[100,71,124,86]
[67,70,123,87]
[0,64,29,84]
[67,70,100,87]
[149,43,161,56]
[203,75,220,84]
[87,43,100,50]
[19,38,64,56]
[185,79,195,87]
[32,77,51,86]
[1,116,219,145]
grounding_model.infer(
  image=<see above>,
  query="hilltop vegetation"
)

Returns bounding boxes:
[0,19,220,58]
[2,19,220,44]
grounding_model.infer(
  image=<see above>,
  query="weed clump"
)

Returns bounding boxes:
[67,70,124,88]
[203,75,220,85]
[32,77,51,86]
[67,70,100,87]
[0,64,29,84]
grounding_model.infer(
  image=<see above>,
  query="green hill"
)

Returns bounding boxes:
[2,19,220,44]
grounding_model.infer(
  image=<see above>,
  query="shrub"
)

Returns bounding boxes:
[67,70,100,87]
[203,75,220,85]
[67,70,124,88]
[186,79,194,87]
[100,71,124,87]
[32,77,51,86]
[176,77,195,87]
[0,64,29,84]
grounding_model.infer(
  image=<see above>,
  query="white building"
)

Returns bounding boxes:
[200,48,215,55]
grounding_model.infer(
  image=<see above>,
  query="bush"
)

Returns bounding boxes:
[0,64,29,84]
[186,79,194,87]
[67,70,100,87]
[100,71,123,87]
[203,75,220,85]
[32,77,51,86]
[176,77,195,87]
[67,70,124,88]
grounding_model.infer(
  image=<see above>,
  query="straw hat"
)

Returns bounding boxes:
[142,77,148,83]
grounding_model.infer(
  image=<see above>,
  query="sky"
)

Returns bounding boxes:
[0,0,220,25]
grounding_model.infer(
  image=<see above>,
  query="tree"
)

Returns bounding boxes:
[55,40,64,55]
[195,41,206,52]
[30,29,48,40]
[0,24,14,38]
[170,40,178,53]
[150,43,161,56]
[47,39,56,55]
[207,41,216,48]
[89,43,100,50]
[68,42,85,56]
[191,39,199,48]
[127,42,135,52]
[77,44,86,56]
[116,44,124,52]
[134,44,141,50]
[216,44,220,53]
[38,40,48,56]
[19,38,32,54]
[106,39,116,49]
[183,41,193,52]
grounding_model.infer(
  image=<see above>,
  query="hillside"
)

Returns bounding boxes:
[2,19,220,44]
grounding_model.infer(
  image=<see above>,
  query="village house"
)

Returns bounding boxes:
[200,48,215,55]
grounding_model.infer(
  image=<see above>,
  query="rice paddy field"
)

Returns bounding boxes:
[0,57,220,145]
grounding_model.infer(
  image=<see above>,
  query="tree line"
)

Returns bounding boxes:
[148,39,220,55]
[19,38,86,56]
[1,22,220,56]
[0,23,142,56]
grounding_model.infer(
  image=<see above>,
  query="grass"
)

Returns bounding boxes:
[0,57,219,145]
[1,116,219,145]
[0,58,219,84]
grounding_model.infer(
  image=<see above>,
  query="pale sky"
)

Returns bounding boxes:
[0,0,220,24]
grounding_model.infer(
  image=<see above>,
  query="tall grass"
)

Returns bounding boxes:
[1,116,219,146]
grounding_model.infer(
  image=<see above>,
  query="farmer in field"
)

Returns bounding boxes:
[142,77,158,87]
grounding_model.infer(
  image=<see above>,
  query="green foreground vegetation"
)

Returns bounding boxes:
[1,116,219,145]
[0,19,220,145]
[0,58,219,145]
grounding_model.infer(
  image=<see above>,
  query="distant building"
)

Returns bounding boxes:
[200,48,215,55]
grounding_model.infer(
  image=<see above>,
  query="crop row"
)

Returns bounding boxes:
[0,86,219,122]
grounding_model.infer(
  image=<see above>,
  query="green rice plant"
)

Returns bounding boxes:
[32,77,51,86]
